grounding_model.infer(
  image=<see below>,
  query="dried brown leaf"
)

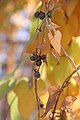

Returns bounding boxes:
[48,30,62,55]
[61,96,77,110]
[42,85,60,117]
[47,22,59,31]
[48,0,60,9]
[48,84,60,95]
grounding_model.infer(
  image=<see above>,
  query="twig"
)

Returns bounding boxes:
[61,45,80,76]
[50,51,60,64]
[52,65,80,119]
[34,79,40,120]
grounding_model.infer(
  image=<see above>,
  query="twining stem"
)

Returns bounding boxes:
[34,79,40,120]
[50,51,60,64]
[52,65,80,119]
[61,45,80,76]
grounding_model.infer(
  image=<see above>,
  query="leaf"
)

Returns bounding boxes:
[42,84,60,116]
[13,80,36,120]
[47,53,72,86]
[39,91,49,108]
[48,84,60,95]
[72,2,80,36]
[0,80,16,100]
[70,37,80,65]
[61,96,76,110]
[61,14,78,50]
[48,30,62,55]
[66,0,79,17]
[13,78,46,119]
[71,95,80,111]
[52,8,66,32]
[7,91,23,120]
[68,81,79,96]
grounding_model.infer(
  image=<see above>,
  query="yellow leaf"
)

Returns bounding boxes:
[7,91,23,120]
[14,80,36,120]
[66,0,79,17]
[40,91,49,108]
[61,14,78,50]
[47,53,72,85]
[52,8,66,32]
[13,79,46,120]
[72,2,80,36]
[70,36,80,65]
[68,83,79,96]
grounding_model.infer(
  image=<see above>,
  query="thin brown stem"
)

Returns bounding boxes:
[52,65,80,119]
[61,45,80,76]
[34,79,40,120]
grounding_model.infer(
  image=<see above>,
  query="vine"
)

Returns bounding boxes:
[29,0,80,120]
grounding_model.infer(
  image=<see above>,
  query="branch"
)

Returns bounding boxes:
[52,65,80,119]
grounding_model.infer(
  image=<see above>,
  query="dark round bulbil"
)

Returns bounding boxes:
[36,55,41,61]
[34,71,40,78]
[36,60,42,66]
[30,55,35,61]
[34,11,40,18]
[39,11,45,20]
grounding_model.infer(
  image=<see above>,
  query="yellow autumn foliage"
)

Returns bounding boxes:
[26,0,80,55]
[14,80,36,120]
[13,79,46,120]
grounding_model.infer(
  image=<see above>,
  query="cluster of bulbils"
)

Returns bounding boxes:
[34,11,52,20]
[30,10,51,79]
[34,11,45,20]
[30,53,46,79]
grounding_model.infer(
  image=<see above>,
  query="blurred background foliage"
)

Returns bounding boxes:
[0,0,80,120]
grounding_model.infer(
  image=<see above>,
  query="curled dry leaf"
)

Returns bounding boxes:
[48,0,60,10]
[48,84,60,95]
[48,30,62,55]
[42,84,60,117]
[61,96,77,111]
[47,22,59,31]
